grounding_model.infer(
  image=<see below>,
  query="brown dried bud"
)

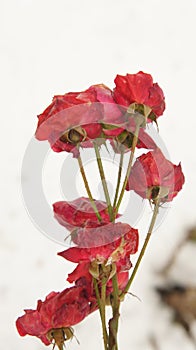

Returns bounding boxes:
[60,126,86,144]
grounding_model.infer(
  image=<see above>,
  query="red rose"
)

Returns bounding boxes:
[53,197,113,231]
[58,222,137,292]
[35,84,121,154]
[58,222,138,260]
[16,286,90,346]
[113,71,165,120]
[126,148,185,202]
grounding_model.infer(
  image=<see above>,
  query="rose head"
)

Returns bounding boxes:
[58,222,138,264]
[53,197,113,231]
[35,84,122,155]
[58,222,138,295]
[113,71,165,121]
[16,286,90,346]
[126,148,185,202]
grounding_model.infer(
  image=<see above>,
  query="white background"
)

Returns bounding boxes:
[1,0,196,349]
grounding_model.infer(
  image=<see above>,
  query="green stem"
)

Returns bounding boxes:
[101,278,108,346]
[94,142,114,221]
[121,200,160,297]
[77,154,102,222]
[113,151,124,210]
[115,124,140,214]
[111,273,119,316]
[108,274,120,350]
[93,278,108,350]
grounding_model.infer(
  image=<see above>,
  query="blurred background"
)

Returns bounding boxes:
[1,0,196,349]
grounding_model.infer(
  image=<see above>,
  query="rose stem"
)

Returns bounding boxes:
[93,278,108,350]
[94,142,114,221]
[121,200,160,297]
[101,277,108,348]
[112,151,124,210]
[115,123,140,214]
[77,154,102,222]
[108,273,120,350]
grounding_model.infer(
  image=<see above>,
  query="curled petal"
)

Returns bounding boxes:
[58,223,139,261]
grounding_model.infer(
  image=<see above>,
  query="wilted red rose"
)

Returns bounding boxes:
[16,286,90,346]
[35,84,121,154]
[126,148,185,202]
[58,222,138,261]
[58,222,137,294]
[53,197,113,231]
[113,71,165,120]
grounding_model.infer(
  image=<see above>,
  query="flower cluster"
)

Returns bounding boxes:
[17,72,185,350]
[35,72,165,157]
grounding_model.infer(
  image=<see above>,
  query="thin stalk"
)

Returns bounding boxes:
[94,142,114,221]
[113,151,124,210]
[93,278,108,350]
[108,274,120,350]
[121,200,160,297]
[101,278,108,347]
[77,154,102,222]
[115,124,140,214]
[111,273,120,319]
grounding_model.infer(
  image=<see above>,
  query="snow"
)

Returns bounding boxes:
[1,0,196,349]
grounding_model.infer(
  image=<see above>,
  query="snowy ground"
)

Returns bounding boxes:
[1,0,196,349]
